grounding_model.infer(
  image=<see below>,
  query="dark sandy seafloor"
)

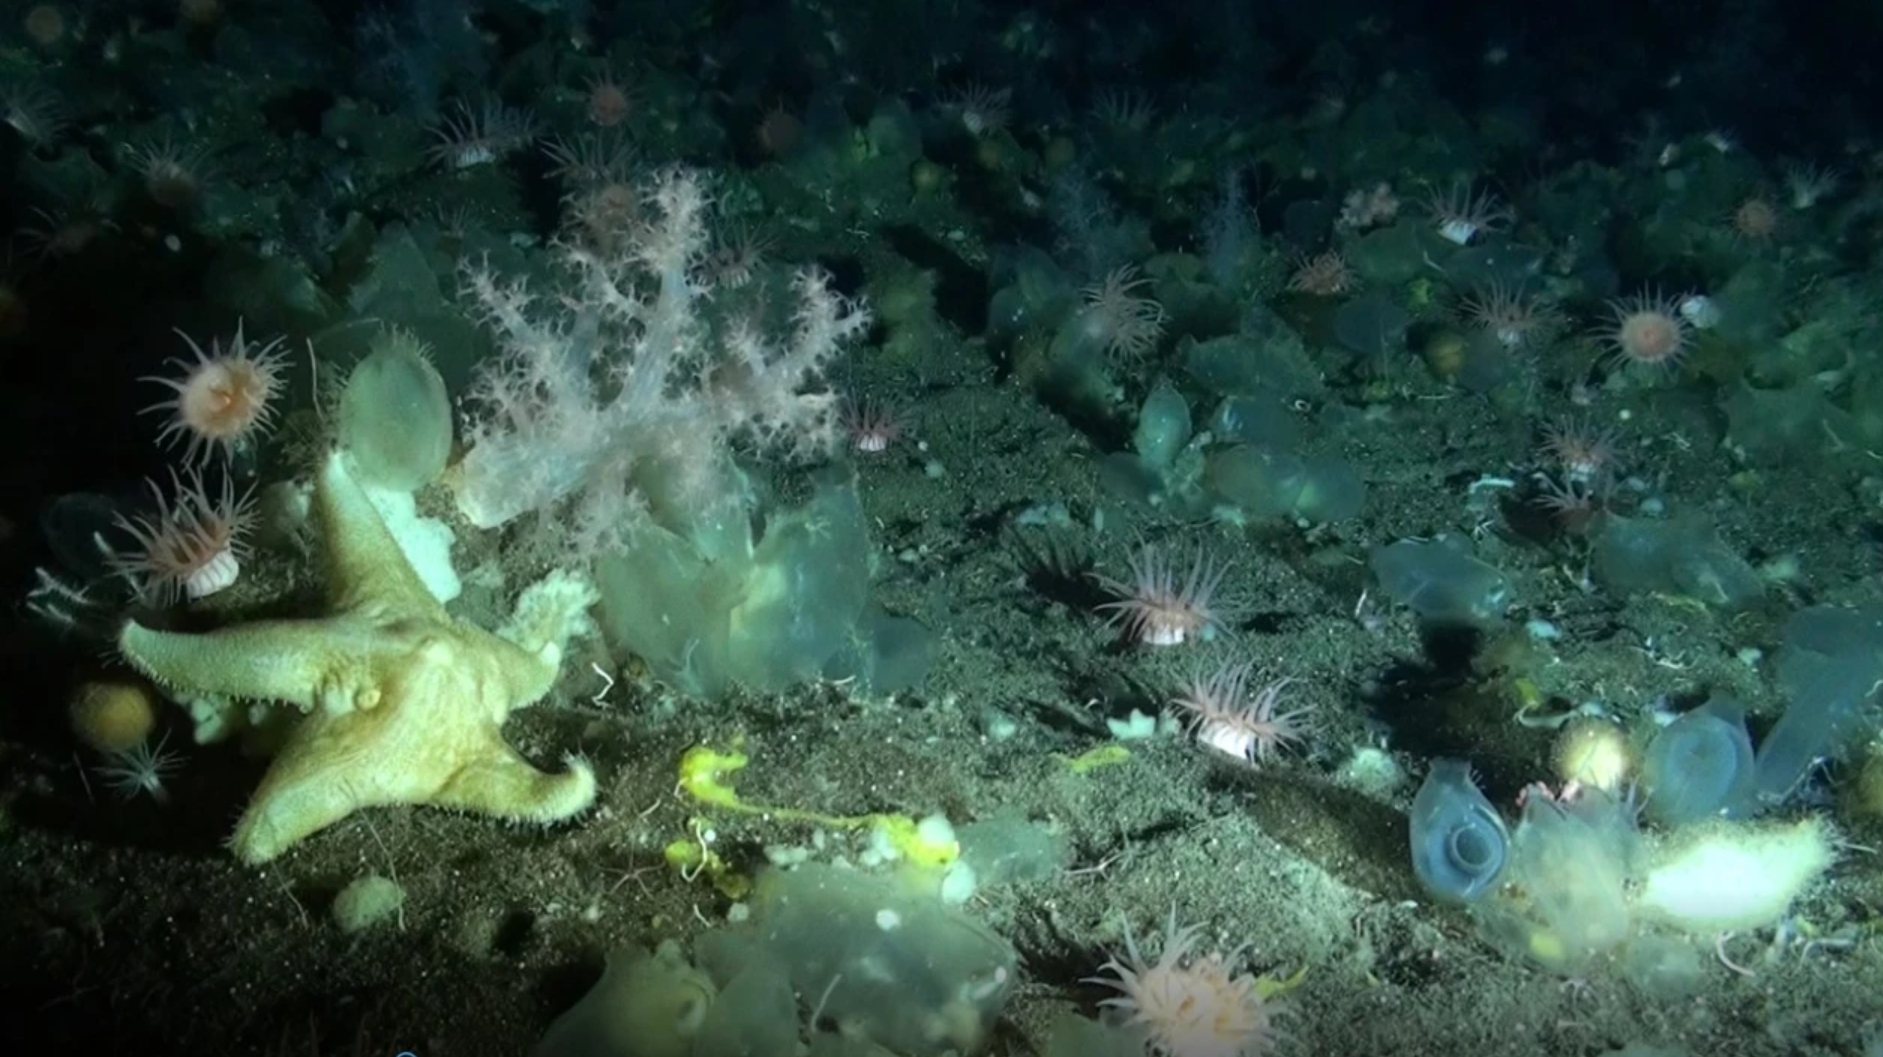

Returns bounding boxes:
[2,337,1881,1057]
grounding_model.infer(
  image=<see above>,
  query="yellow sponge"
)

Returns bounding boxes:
[69,675,158,754]
[1637,817,1835,933]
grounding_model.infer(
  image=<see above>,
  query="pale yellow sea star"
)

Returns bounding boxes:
[117,448,599,864]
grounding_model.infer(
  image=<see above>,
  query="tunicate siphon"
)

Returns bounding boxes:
[1409,759,1508,903]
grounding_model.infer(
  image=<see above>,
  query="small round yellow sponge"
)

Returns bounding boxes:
[1553,716,1631,792]
[69,676,158,754]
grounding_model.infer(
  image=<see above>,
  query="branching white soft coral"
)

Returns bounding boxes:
[450,167,870,556]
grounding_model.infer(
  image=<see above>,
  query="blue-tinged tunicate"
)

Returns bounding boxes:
[1590,514,1764,609]
[1182,327,1323,401]
[1204,445,1365,524]
[725,481,871,691]
[532,940,718,1057]
[1639,697,1755,825]
[40,491,124,582]
[742,863,1016,1056]
[1290,456,1366,523]
[1096,452,1164,507]
[1444,240,1545,292]
[987,246,1073,338]
[864,98,921,163]
[1410,759,1508,903]
[1750,605,1883,807]
[1204,445,1298,519]
[1209,395,1301,450]
[596,479,876,699]
[1370,538,1511,628]
[822,607,934,693]
[1332,292,1409,359]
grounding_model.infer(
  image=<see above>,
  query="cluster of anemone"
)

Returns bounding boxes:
[1094,542,1314,767]
[1532,416,1625,533]
[115,323,285,605]
[1404,181,1714,378]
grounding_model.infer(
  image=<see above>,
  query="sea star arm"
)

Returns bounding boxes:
[313,448,447,616]
[431,738,598,824]
[232,757,374,864]
[230,714,596,863]
[118,618,387,714]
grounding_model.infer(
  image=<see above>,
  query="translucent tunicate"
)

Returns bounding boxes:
[1332,292,1409,359]
[1591,514,1764,609]
[1133,381,1191,470]
[743,863,1016,1056]
[1750,605,1883,807]
[1474,787,1637,973]
[1370,538,1511,628]
[1639,697,1755,824]
[1205,445,1366,524]
[596,479,874,698]
[1444,240,1544,292]
[1209,395,1301,450]
[337,327,452,492]
[1183,327,1323,401]
[39,491,127,582]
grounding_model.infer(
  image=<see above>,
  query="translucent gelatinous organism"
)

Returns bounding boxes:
[1475,787,1638,973]
[1751,605,1883,808]
[1409,758,1509,903]
[1206,445,1366,524]
[1370,538,1511,628]
[1132,380,1192,471]
[1332,291,1410,359]
[1639,696,1755,825]
[1591,513,1764,610]
[337,327,452,492]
